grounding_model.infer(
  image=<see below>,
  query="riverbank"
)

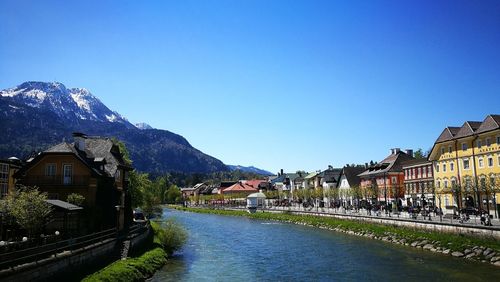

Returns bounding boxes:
[83,221,186,282]
[171,206,500,267]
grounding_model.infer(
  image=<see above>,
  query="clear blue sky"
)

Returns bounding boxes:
[1,0,499,174]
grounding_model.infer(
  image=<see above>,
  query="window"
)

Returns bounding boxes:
[443,163,447,172]
[435,163,440,172]
[451,179,457,188]
[441,147,445,155]
[450,162,454,171]
[428,166,433,177]
[477,139,482,148]
[497,136,500,145]
[488,156,493,167]
[463,158,470,169]
[444,180,448,188]
[462,143,468,151]
[436,181,441,188]
[486,138,491,147]
[445,196,449,206]
[0,164,8,197]
[478,158,484,168]
[63,164,73,185]
[0,164,8,181]
[1,183,8,197]
[448,146,452,153]
[418,167,421,178]
[45,164,56,177]
[392,177,397,184]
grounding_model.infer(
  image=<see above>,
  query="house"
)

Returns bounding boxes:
[220,181,258,195]
[243,179,269,191]
[321,166,342,206]
[402,159,434,208]
[304,171,322,189]
[0,158,22,198]
[14,133,133,231]
[428,115,500,217]
[337,166,365,207]
[358,148,414,208]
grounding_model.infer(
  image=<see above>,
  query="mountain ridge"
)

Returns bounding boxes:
[0,81,228,174]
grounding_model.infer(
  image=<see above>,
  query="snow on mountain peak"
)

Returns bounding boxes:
[135,122,153,130]
[1,81,133,127]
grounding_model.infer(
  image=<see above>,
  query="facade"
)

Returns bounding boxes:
[321,167,342,206]
[402,159,434,208]
[428,115,500,217]
[337,166,365,207]
[14,133,133,231]
[358,148,414,207]
[0,158,22,198]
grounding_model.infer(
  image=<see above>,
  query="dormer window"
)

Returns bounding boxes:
[462,143,468,151]
[440,147,445,155]
[477,139,482,149]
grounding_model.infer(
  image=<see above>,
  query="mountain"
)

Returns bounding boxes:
[135,122,153,130]
[0,81,228,174]
[227,165,274,176]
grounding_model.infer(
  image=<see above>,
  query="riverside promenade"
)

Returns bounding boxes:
[196,203,500,238]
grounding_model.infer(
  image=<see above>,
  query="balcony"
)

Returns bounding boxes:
[20,175,91,187]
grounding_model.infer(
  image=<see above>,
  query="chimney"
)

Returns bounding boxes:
[72,132,87,151]
[365,163,368,168]
[280,169,284,176]
[391,148,400,154]
[405,149,413,157]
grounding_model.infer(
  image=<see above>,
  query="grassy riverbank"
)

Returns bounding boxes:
[83,220,187,282]
[171,206,500,265]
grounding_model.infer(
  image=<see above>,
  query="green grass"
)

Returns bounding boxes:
[171,205,500,254]
[82,221,186,282]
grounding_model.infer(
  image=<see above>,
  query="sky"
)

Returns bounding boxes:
[1,0,499,174]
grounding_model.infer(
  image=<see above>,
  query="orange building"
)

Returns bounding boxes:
[358,148,414,208]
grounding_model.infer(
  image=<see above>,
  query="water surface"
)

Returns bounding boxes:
[151,209,500,281]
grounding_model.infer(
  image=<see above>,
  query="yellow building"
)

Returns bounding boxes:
[429,115,500,218]
[0,158,21,198]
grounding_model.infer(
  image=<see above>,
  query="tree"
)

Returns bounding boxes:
[5,186,52,237]
[67,193,85,206]
[414,148,426,159]
[165,185,182,204]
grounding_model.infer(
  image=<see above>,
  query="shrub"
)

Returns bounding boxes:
[154,219,188,255]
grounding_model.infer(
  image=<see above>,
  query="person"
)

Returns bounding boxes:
[480,211,486,225]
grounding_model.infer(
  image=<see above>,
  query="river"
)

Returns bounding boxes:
[150,208,500,281]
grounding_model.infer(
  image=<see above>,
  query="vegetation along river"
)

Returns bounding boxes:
[151,208,500,281]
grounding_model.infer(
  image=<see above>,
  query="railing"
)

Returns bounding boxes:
[0,228,117,270]
[19,175,91,186]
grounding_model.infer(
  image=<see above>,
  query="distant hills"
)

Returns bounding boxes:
[227,165,274,176]
[0,81,228,174]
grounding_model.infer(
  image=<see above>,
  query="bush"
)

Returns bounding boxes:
[154,219,188,255]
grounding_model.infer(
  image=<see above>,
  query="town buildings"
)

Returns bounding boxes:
[337,166,365,207]
[428,115,500,217]
[358,148,414,208]
[402,159,434,208]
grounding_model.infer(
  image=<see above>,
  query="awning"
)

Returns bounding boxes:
[46,199,83,211]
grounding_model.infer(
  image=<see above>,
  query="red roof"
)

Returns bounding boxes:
[221,182,258,194]
[244,179,266,189]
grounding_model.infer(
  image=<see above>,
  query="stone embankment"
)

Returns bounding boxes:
[309,222,500,267]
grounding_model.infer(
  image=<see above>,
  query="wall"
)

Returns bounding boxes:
[271,210,500,239]
[0,225,152,281]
